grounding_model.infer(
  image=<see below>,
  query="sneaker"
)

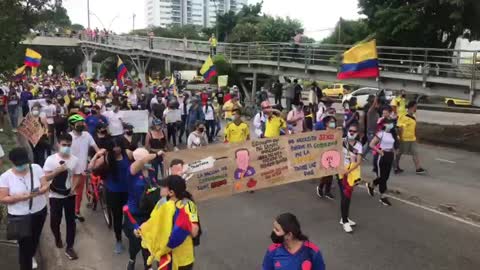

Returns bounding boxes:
[127,260,135,270]
[114,241,125,254]
[366,183,374,197]
[342,223,353,233]
[65,248,78,260]
[32,257,38,269]
[75,214,85,222]
[380,197,392,206]
[394,168,404,174]
[316,186,324,198]
[324,193,335,200]
[173,146,179,152]
[416,168,426,174]
[55,238,64,249]
[339,218,356,227]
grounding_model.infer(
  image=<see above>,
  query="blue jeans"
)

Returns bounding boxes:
[8,105,18,128]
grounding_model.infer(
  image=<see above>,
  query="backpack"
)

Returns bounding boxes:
[139,172,161,216]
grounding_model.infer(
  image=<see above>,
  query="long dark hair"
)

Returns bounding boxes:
[275,213,308,241]
[165,175,194,202]
[106,137,127,181]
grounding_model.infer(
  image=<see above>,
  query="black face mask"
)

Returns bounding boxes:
[100,129,108,134]
[126,130,133,136]
[270,231,284,244]
[198,128,205,133]
[75,125,85,132]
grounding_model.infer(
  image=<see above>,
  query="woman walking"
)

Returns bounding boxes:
[339,123,362,233]
[316,116,337,200]
[262,213,325,270]
[0,147,50,270]
[187,122,208,149]
[88,137,131,254]
[145,119,167,179]
[7,89,20,132]
[366,118,397,206]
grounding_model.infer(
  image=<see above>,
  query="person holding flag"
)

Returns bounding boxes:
[337,40,379,80]
[117,56,128,89]
[200,56,217,83]
[24,49,42,76]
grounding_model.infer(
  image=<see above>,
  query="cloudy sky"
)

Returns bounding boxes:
[63,0,360,40]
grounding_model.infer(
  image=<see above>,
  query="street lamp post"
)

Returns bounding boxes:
[87,0,91,29]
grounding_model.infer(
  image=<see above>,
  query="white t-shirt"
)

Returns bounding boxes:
[102,110,124,136]
[343,140,363,166]
[163,108,182,124]
[43,154,81,199]
[96,85,106,95]
[253,112,266,138]
[69,131,97,172]
[203,105,215,121]
[128,92,138,107]
[0,164,47,215]
[376,131,395,150]
[187,132,208,149]
[150,97,159,110]
[44,104,57,124]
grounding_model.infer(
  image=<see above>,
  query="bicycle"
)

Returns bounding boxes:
[85,170,112,228]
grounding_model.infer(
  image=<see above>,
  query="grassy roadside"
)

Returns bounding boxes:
[0,129,17,228]
[417,123,480,152]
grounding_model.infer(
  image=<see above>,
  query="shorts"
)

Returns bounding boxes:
[399,141,418,156]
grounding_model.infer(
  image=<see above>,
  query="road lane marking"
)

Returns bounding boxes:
[357,186,480,229]
[435,158,456,164]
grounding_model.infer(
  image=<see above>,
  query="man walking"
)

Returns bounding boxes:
[273,80,283,106]
[395,101,425,174]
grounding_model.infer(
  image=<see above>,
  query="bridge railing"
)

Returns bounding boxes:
[79,34,479,82]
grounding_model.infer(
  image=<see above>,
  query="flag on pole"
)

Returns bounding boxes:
[117,56,128,88]
[13,65,27,81]
[337,40,379,80]
[200,56,217,83]
[24,49,42,68]
[169,74,178,97]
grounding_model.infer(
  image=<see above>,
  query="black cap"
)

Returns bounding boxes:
[9,147,30,166]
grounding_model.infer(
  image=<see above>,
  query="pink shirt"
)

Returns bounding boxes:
[287,109,305,133]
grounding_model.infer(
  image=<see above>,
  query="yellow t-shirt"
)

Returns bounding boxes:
[222,100,241,120]
[397,114,416,141]
[173,199,198,267]
[225,122,250,143]
[264,116,286,138]
[391,97,407,117]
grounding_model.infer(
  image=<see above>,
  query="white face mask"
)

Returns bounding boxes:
[347,132,357,140]
[32,110,40,116]
[385,123,394,132]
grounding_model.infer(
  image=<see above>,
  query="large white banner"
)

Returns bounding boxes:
[120,110,149,133]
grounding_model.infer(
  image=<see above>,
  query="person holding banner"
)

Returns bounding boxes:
[316,116,338,200]
[262,213,325,270]
[339,123,362,233]
[29,103,51,167]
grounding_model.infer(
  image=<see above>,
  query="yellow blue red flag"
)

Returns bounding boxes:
[24,49,42,68]
[337,40,379,79]
[117,56,128,88]
[200,56,217,83]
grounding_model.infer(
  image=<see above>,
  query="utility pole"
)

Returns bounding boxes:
[133,13,136,31]
[87,0,91,29]
[337,17,342,44]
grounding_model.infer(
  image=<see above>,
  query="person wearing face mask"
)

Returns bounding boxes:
[287,102,305,134]
[395,101,425,175]
[263,213,325,270]
[187,122,209,149]
[203,98,216,143]
[164,100,182,151]
[94,123,112,150]
[68,114,101,222]
[0,147,51,270]
[363,95,380,159]
[121,123,140,151]
[339,123,362,233]
[125,148,164,270]
[253,101,271,138]
[366,118,398,206]
[29,103,51,167]
[225,109,250,143]
[145,119,167,179]
[86,105,108,136]
[88,138,132,254]
[54,97,69,140]
[186,98,205,135]
[316,116,337,200]
[102,102,124,137]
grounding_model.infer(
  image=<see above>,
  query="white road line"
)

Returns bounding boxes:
[435,158,456,164]
[357,186,480,229]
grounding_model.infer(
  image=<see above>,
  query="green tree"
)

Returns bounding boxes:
[322,18,370,45]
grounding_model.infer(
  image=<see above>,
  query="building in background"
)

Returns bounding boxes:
[145,0,247,28]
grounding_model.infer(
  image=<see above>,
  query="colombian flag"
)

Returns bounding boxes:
[24,49,42,68]
[13,65,27,81]
[117,56,128,88]
[169,74,178,97]
[337,40,379,80]
[200,56,217,83]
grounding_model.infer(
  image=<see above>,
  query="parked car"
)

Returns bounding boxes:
[322,83,350,99]
[444,97,471,106]
[342,87,394,109]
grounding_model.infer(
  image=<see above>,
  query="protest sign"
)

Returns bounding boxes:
[218,75,228,87]
[165,130,343,201]
[28,98,47,110]
[179,70,197,81]
[17,114,46,146]
[120,110,149,133]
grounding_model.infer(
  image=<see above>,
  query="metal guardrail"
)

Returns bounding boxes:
[74,33,479,85]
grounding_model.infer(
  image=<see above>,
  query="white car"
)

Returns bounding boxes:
[342,87,393,109]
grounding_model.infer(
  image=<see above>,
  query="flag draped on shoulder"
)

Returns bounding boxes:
[24,49,42,68]
[200,55,217,83]
[337,40,379,80]
[117,56,128,88]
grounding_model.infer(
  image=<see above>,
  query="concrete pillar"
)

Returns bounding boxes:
[81,48,95,79]
[164,60,172,75]
[129,55,151,91]
[251,72,258,103]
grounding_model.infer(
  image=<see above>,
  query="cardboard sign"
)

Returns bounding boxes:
[28,98,47,111]
[120,110,149,133]
[17,114,46,146]
[165,130,343,201]
[218,75,228,87]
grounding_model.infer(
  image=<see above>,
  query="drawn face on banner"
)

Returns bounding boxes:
[235,149,250,171]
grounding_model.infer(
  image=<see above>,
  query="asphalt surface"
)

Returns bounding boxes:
[38,142,480,270]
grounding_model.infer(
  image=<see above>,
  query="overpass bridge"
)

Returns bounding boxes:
[22,35,480,106]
